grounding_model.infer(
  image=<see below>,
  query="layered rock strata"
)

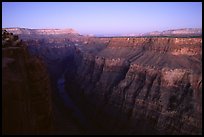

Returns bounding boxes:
[4,28,202,135]
[64,37,202,135]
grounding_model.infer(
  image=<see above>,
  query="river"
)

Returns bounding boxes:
[57,74,92,133]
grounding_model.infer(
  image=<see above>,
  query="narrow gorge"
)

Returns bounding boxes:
[2,28,202,135]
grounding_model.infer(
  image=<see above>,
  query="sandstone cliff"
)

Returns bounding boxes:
[5,28,78,35]
[2,30,54,134]
[5,28,202,135]
[64,37,202,135]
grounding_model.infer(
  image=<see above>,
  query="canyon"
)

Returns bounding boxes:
[2,28,202,135]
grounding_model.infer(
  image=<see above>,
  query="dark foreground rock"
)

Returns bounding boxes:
[2,30,54,134]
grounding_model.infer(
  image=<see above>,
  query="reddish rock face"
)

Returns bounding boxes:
[2,31,54,134]
[64,37,202,135]
[3,28,202,135]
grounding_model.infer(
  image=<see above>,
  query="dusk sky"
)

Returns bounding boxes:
[2,2,202,35]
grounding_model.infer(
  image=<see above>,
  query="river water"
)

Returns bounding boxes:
[57,75,92,132]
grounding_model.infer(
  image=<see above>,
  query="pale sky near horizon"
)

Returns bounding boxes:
[2,2,202,35]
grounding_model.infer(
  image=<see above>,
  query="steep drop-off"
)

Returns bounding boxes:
[2,30,54,134]
[4,28,202,135]
[64,37,202,135]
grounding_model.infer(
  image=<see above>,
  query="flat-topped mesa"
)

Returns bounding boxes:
[34,28,77,35]
[107,37,202,47]
[107,37,149,47]
[142,28,202,37]
[107,37,202,55]
[4,28,78,35]
[161,28,202,35]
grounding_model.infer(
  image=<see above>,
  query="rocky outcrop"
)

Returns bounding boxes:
[4,28,78,35]
[64,37,202,135]
[142,28,202,37]
[97,28,202,37]
[4,28,81,42]
[2,30,54,134]
[6,28,201,135]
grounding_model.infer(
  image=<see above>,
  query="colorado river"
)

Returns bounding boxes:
[57,75,92,132]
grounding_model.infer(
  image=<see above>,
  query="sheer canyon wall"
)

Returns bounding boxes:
[3,28,202,135]
[2,30,54,134]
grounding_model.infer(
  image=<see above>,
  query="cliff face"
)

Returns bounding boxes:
[64,37,202,134]
[4,28,202,134]
[2,30,53,134]
[5,28,78,35]
[4,28,81,42]
[142,28,202,37]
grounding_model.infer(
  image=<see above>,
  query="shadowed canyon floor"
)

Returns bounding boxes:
[2,28,202,135]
